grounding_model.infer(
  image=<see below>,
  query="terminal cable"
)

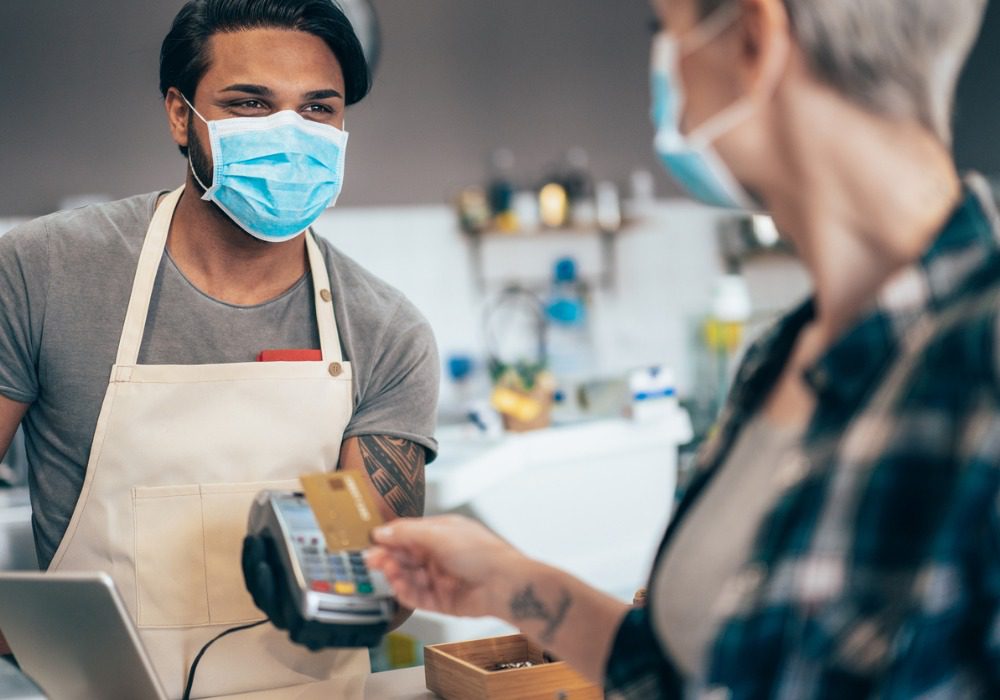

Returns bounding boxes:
[181,619,267,700]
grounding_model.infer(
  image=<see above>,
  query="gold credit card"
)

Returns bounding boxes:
[300,471,383,552]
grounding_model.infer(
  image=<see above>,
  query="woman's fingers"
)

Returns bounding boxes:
[369,550,440,610]
[372,519,442,550]
[412,564,432,593]
[364,546,391,569]
[367,516,501,616]
[368,548,473,614]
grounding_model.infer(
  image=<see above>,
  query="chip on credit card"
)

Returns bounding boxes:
[300,471,384,552]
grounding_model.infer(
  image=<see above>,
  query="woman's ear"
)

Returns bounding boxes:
[737,0,792,97]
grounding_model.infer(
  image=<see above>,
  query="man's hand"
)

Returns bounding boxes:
[243,435,428,637]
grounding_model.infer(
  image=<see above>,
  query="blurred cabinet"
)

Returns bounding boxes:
[1,427,26,487]
[1,428,34,571]
[0,488,35,571]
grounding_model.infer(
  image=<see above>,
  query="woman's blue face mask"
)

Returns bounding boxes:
[650,4,763,211]
[185,97,349,242]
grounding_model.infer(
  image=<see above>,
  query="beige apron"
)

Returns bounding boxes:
[48,187,369,699]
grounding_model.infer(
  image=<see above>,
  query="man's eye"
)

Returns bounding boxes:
[229,99,268,112]
[303,104,334,115]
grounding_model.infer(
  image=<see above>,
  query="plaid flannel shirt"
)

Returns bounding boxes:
[606,176,1000,699]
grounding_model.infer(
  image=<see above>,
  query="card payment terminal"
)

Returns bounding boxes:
[244,491,397,650]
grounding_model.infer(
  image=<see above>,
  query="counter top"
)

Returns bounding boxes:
[364,667,437,699]
[427,414,691,512]
[0,658,437,700]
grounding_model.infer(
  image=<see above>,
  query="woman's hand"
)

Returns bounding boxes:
[366,515,528,620]
[368,514,631,686]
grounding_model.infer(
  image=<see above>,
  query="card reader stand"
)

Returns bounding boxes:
[243,491,397,650]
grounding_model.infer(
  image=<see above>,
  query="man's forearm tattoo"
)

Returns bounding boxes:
[509,584,572,644]
[357,435,425,518]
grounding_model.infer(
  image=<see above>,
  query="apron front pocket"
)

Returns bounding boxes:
[133,479,300,628]
[133,484,210,627]
[200,480,300,624]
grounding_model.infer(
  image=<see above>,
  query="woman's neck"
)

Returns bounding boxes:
[765,87,962,345]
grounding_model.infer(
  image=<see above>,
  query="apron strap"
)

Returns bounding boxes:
[306,231,344,363]
[116,186,344,366]
[116,187,184,366]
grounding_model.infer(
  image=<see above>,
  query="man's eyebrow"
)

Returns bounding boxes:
[303,88,343,100]
[219,83,274,96]
[217,84,342,100]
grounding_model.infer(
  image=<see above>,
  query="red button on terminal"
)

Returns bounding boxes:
[310,580,332,593]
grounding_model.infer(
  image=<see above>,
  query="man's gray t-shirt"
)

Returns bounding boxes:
[0,192,439,569]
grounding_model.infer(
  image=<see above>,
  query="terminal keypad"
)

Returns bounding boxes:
[296,537,376,596]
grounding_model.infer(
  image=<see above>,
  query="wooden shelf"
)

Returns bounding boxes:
[464,222,638,292]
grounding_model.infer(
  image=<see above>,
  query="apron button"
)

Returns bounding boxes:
[328,362,343,377]
[319,289,333,303]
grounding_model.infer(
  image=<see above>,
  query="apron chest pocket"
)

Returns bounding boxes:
[133,479,300,628]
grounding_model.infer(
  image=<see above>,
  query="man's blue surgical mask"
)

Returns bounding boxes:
[185,97,349,242]
[650,4,759,211]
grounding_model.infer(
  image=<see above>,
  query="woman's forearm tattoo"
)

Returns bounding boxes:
[509,584,573,643]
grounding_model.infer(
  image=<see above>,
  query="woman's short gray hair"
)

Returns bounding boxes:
[698,0,987,144]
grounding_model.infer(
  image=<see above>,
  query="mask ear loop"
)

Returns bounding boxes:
[181,94,214,195]
[187,152,212,194]
[678,4,792,149]
[181,94,209,124]
[680,1,744,55]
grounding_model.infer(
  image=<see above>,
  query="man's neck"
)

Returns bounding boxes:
[166,173,309,306]
[766,92,962,347]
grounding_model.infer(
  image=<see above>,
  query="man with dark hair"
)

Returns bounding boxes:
[0,0,438,696]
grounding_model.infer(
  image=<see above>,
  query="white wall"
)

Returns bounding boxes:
[312,201,811,396]
[1,202,812,398]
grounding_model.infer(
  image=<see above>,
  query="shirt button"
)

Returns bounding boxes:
[319,289,333,303]
[328,362,343,377]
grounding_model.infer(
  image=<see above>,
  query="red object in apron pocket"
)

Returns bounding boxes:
[257,349,323,362]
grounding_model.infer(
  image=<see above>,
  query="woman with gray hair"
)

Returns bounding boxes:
[367,0,999,696]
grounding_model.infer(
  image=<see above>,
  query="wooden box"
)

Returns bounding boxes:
[424,634,603,700]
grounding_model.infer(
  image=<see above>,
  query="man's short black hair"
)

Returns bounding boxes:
[159,0,371,105]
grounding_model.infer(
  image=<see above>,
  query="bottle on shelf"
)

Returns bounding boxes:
[545,257,597,389]
[538,181,569,229]
[441,353,502,436]
[703,273,753,413]
[487,148,519,233]
[562,147,596,229]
